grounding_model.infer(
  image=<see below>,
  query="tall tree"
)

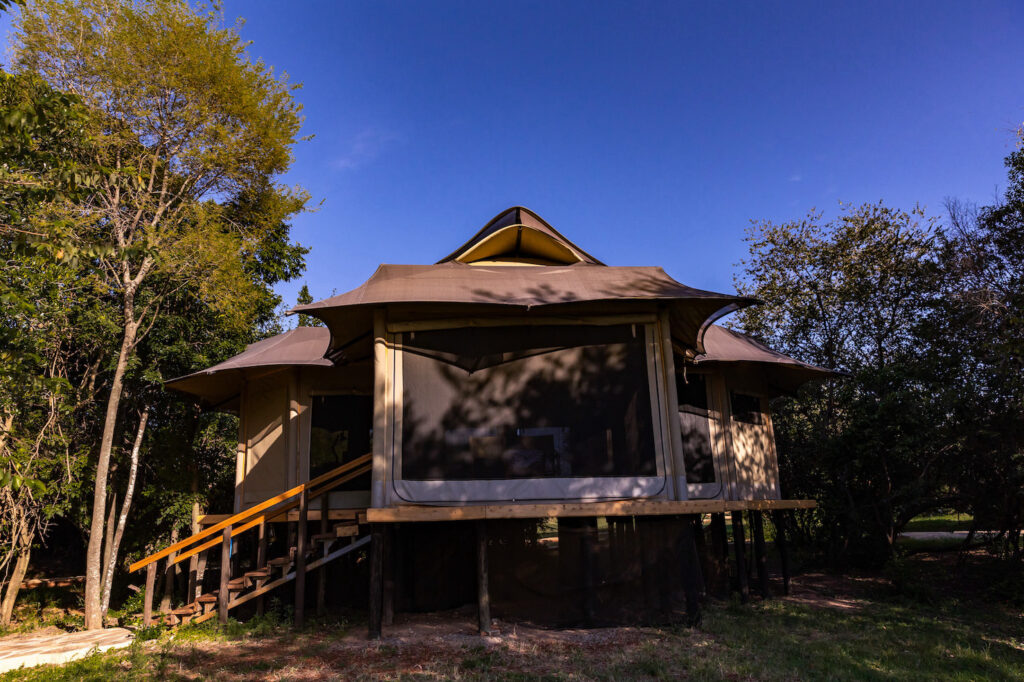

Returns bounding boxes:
[13,0,309,628]
[734,202,944,564]
[0,70,106,627]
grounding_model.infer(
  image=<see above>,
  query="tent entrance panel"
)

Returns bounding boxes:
[676,370,725,500]
[391,323,668,504]
[309,393,372,507]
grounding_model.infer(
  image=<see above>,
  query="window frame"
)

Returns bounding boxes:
[385,320,672,504]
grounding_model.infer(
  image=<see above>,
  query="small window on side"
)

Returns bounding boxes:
[730,392,764,425]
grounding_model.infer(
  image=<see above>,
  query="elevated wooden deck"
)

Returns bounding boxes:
[366,498,816,523]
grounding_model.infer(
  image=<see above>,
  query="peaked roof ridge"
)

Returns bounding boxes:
[438,206,605,265]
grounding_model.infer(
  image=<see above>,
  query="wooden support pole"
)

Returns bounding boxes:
[218,526,231,625]
[143,562,156,626]
[639,517,659,616]
[580,517,597,626]
[256,520,268,617]
[368,524,384,639]
[383,525,395,626]
[294,487,308,628]
[678,515,703,626]
[476,520,491,635]
[692,515,709,597]
[711,513,729,560]
[730,511,749,603]
[317,495,328,618]
[772,510,792,596]
[751,512,770,599]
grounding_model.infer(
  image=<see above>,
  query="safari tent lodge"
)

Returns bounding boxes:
[130,207,831,634]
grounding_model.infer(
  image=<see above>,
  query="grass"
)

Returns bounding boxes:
[903,513,975,533]
[2,563,1021,681]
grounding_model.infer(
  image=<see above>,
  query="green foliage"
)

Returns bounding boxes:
[735,202,945,565]
[295,283,324,327]
[1,0,311,626]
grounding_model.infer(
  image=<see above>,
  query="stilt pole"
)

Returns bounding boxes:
[581,517,598,625]
[368,524,384,639]
[751,511,770,599]
[476,520,491,635]
[383,525,395,626]
[679,515,704,626]
[730,510,749,603]
[772,510,792,595]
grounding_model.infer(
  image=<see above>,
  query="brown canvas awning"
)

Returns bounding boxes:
[290,262,756,355]
[164,326,333,410]
[167,323,836,409]
[695,325,838,395]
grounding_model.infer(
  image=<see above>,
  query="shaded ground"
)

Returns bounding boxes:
[2,549,1022,681]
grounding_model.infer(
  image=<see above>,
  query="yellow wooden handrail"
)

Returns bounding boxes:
[167,462,372,568]
[129,453,372,573]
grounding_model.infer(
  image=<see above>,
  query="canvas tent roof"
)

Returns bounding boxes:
[695,325,837,395]
[290,262,755,355]
[438,206,605,265]
[166,324,835,409]
[289,207,763,354]
[164,326,334,410]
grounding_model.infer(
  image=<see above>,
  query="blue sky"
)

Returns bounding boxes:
[7,2,1024,315]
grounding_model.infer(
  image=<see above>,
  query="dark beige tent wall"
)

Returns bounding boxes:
[719,365,782,500]
[235,361,373,513]
[677,365,781,502]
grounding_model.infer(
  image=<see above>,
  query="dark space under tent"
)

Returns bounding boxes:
[130,207,834,634]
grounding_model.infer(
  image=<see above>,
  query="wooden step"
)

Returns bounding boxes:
[196,593,218,604]
[267,555,293,567]
[311,533,336,544]
[227,577,247,592]
[170,605,197,616]
[244,568,271,580]
[335,524,359,538]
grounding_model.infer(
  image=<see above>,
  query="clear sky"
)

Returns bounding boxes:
[7,2,1024,315]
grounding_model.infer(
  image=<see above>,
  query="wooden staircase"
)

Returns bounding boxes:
[129,454,372,628]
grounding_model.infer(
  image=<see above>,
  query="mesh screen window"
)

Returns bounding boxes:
[400,324,658,481]
[309,394,373,485]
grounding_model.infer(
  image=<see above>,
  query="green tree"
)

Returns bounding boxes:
[12,0,309,628]
[0,70,109,627]
[734,202,945,564]
[931,139,1024,559]
[295,283,324,327]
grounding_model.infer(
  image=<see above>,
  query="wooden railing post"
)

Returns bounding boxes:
[218,526,231,625]
[294,486,308,628]
[143,562,156,626]
[256,519,267,617]
[317,494,328,617]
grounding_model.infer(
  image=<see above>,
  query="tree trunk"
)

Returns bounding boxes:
[0,533,31,628]
[100,409,148,619]
[84,315,138,629]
